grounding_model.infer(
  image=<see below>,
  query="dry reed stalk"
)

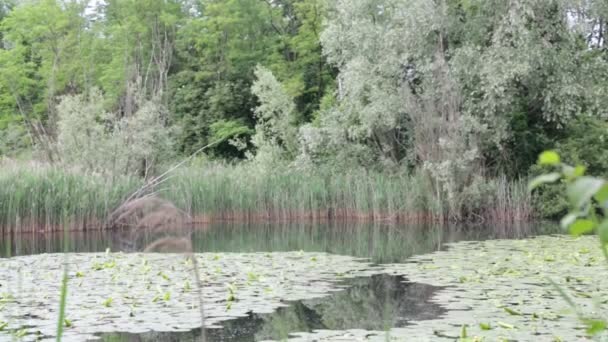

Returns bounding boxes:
[106,139,223,229]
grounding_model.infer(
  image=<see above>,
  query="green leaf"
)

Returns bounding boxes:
[528,173,562,191]
[504,307,522,316]
[560,213,579,230]
[460,324,467,338]
[583,319,607,335]
[497,322,514,329]
[569,219,596,236]
[102,297,113,307]
[563,165,586,180]
[598,220,608,245]
[573,165,586,177]
[209,119,254,142]
[594,184,608,206]
[538,151,560,166]
[479,323,492,330]
[567,177,605,208]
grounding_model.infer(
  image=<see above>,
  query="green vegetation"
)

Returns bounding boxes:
[0,251,378,340]
[0,160,532,233]
[530,151,608,335]
[297,235,607,341]
[165,163,532,223]
[0,0,606,229]
[3,236,606,341]
[0,162,140,233]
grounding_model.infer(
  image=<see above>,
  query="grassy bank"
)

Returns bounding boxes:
[0,162,533,233]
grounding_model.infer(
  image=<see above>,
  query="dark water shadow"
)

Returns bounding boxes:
[97,274,446,342]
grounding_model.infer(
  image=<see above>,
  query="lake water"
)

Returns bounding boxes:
[0,222,559,341]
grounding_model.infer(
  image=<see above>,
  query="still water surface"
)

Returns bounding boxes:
[0,222,559,341]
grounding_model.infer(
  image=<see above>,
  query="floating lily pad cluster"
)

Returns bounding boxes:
[0,252,379,341]
[2,235,607,341]
[279,235,608,341]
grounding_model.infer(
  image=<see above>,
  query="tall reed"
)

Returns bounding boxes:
[0,162,140,233]
[0,161,535,233]
[163,163,533,224]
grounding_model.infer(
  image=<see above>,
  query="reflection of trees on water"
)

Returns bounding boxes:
[100,275,446,342]
[253,274,446,341]
[1,221,555,261]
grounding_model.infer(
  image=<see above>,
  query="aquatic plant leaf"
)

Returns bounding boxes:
[598,220,608,245]
[504,307,522,316]
[460,324,468,338]
[0,252,380,341]
[560,213,579,230]
[583,319,607,335]
[497,322,514,329]
[479,323,491,330]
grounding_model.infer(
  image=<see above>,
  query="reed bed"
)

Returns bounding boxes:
[163,163,533,225]
[0,161,534,233]
[0,163,140,234]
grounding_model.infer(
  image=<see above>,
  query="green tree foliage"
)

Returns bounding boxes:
[98,0,184,108]
[314,0,608,169]
[0,0,606,218]
[251,65,298,161]
[169,0,333,157]
[0,0,88,158]
[56,88,172,177]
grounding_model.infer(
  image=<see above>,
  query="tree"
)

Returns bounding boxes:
[169,0,332,159]
[250,65,298,164]
[0,0,88,159]
[56,88,173,177]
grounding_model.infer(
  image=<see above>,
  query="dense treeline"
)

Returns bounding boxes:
[0,0,333,162]
[0,0,607,227]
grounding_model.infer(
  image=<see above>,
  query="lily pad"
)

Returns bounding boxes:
[0,252,380,341]
[279,235,608,341]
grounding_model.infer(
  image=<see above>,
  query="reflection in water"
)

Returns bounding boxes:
[99,274,446,342]
[0,221,558,263]
[1,222,559,341]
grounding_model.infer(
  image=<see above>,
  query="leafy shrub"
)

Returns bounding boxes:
[531,118,608,219]
[56,88,173,177]
[556,117,608,177]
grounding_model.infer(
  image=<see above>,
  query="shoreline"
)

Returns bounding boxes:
[1,207,534,235]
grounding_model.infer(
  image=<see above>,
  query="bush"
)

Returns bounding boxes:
[529,117,608,219]
[556,117,608,177]
[56,88,173,177]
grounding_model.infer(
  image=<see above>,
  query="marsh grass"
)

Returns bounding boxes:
[0,161,533,233]
[0,162,140,233]
[164,163,533,224]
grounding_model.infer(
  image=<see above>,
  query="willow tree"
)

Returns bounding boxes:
[304,0,608,216]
